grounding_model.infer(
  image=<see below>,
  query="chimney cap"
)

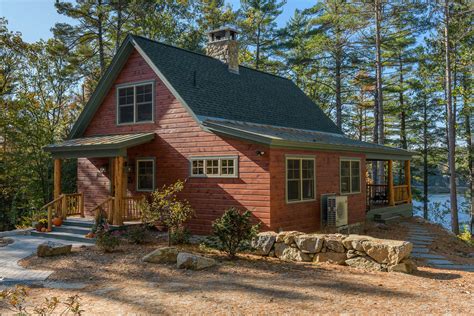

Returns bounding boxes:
[207,25,239,35]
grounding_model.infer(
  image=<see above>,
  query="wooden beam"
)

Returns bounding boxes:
[405,160,412,203]
[53,159,62,199]
[113,156,124,225]
[388,160,395,206]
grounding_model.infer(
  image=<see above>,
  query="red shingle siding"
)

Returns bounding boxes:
[269,149,366,232]
[79,49,271,234]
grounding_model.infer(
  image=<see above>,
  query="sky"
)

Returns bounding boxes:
[0,0,313,43]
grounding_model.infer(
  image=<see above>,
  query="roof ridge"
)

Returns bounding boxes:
[130,34,291,82]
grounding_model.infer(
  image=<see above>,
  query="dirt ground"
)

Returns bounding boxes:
[2,220,473,315]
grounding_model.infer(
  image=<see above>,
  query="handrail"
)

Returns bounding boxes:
[91,196,114,224]
[40,194,64,211]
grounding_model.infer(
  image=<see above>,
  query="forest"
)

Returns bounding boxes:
[0,0,472,234]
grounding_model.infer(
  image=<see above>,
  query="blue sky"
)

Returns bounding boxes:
[0,0,312,43]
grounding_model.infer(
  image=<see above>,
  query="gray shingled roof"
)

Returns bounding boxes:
[203,119,412,160]
[132,35,342,135]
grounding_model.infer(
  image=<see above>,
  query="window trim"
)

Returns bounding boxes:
[285,155,316,204]
[189,156,239,178]
[116,80,155,125]
[339,157,361,195]
[136,157,156,192]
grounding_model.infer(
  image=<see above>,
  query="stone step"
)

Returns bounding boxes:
[411,253,446,259]
[439,265,474,272]
[30,231,95,244]
[62,219,94,229]
[426,258,454,265]
[53,225,91,235]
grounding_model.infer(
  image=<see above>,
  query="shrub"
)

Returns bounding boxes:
[458,225,473,246]
[126,225,150,244]
[95,224,122,253]
[211,207,260,258]
[0,285,83,315]
[141,180,194,246]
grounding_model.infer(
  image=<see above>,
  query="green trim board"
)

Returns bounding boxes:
[202,119,414,161]
[44,133,155,159]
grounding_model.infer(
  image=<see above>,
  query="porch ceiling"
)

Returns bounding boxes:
[43,133,155,158]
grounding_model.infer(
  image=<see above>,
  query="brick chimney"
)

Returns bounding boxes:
[206,26,239,74]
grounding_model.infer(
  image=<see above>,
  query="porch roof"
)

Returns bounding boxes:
[44,133,155,158]
[203,119,413,161]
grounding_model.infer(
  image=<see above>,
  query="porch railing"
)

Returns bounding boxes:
[393,185,410,204]
[91,196,115,224]
[366,184,388,207]
[40,193,84,230]
[123,196,145,221]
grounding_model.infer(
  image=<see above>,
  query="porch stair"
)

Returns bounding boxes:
[31,218,95,244]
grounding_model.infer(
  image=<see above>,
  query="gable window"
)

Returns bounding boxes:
[117,81,154,124]
[190,157,238,178]
[136,158,155,191]
[340,159,361,194]
[286,156,315,203]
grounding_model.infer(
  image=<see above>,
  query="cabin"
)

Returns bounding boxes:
[44,27,413,235]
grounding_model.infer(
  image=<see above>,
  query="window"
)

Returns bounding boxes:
[286,157,315,203]
[136,158,155,191]
[340,159,361,194]
[190,157,238,178]
[117,82,154,124]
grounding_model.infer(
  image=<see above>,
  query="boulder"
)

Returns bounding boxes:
[252,232,277,256]
[313,252,347,265]
[361,239,413,265]
[324,235,345,253]
[294,234,325,253]
[342,235,375,251]
[345,256,383,271]
[142,247,178,264]
[346,250,365,259]
[388,258,417,274]
[37,241,72,257]
[275,243,311,262]
[176,252,216,270]
[276,231,303,245]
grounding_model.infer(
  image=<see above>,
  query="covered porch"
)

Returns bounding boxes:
[365,152,413,221]
[43,133,155,230]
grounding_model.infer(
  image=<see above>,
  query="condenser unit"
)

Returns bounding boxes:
[327,195,348,227]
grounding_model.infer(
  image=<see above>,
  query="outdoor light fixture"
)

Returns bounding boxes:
[256,150,265,156]
[97,165,107,177]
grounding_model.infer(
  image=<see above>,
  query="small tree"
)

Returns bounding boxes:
[141,180,194,246]
[212,207,260,258]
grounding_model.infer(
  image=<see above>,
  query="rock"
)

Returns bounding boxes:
[342,235,375,251]
[346,250,359,259]
[345,256,383,271]
[252,232,277,256]
[37,241,72,257]
[277,245,311,262]
[362,239,413,265]
[176,252,216,270]
[142,247,178,264]
[324,235,345,253]
[294,234,325,253]
[388,258,417,274]
[276,231,304,245]
[313,252,347,265]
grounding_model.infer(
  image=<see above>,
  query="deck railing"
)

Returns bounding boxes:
[91,196,115,223]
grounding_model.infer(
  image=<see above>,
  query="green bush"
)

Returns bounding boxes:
[141,180,194,246]
[458,225,473,246]
[96,228,121,253]
[211,207,260,258]
[126,225,150,244]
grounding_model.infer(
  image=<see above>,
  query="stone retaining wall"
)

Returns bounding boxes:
[252,231,416,273]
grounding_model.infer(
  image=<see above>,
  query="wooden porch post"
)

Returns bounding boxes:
[113,156,124,226]
[53,159,62,199]
[405,160,412,203]
[388,160,395,206]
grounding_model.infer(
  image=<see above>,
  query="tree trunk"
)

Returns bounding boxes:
[98,0,105,75]
[399,55,407,150]
[335,49,342,129]
[444,0,459,234]
[256,23,261,70]
[422,94,429,219]
[375,0,384,185]
[462,73,473,233]
[115,0,123,54]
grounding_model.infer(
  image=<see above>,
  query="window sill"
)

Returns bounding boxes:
[286,198,316,205]
[117,121,155,126]
[340,191,361,196]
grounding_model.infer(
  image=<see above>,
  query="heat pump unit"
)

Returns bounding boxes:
[327,196,348,227]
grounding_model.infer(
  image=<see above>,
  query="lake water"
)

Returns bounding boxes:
[412,193,472,231]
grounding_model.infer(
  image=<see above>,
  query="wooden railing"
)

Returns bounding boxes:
[91,196,115,224]
[40,193,84,230]
[393,185,410,204]
[123,196,145,221]
[366,184,388,207]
